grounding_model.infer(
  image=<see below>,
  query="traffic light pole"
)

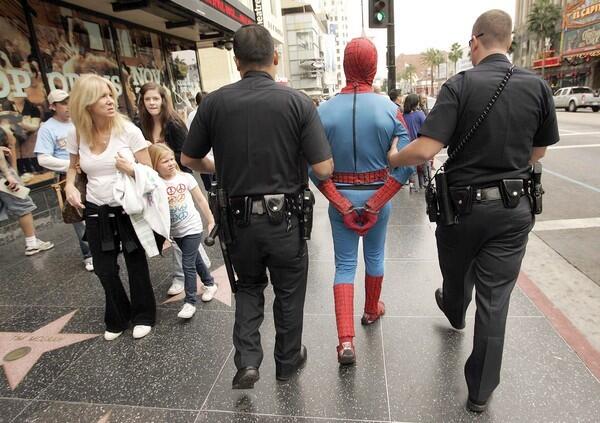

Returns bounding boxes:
[386,0,396,91]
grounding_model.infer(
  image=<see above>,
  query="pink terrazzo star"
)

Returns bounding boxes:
[0,310,100,390]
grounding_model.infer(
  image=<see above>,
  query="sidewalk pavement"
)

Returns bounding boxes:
[1,190,599,422]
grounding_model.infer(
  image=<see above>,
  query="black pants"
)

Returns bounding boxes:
[436,199,533,403]
[85,213,156,333]
[229,214,308,376]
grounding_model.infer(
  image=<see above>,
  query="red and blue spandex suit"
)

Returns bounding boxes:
[309,38,414,362]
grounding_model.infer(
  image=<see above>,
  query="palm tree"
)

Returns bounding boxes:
[448,42,463,75]
[527,0,562,79]
[401,64,417,92]
[421,48,444,95]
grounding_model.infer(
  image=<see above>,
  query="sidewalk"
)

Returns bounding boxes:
[1,190,599,422]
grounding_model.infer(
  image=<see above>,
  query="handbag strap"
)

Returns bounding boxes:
[443,64,515,170]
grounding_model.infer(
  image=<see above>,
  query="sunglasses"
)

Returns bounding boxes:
[469,33,485,48]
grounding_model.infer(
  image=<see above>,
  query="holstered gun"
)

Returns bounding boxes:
[425,169,457,226]
[204,181,238,293]
[530,162,544,215]
[300,187,315,240]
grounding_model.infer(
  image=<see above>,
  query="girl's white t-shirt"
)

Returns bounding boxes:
[66,121,148,207]
[164,172,203,238]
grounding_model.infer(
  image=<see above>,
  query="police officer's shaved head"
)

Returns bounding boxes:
[233,24,274,67]
[472,9,512,50]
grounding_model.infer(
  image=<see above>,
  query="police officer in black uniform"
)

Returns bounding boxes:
[182,24,333,389]
[387,10,559,412]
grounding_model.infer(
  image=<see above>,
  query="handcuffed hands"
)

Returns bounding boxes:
[341,207,378,237]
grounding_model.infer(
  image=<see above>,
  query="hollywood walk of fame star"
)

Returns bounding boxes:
[0,310,100,390]
[162,265,232,306]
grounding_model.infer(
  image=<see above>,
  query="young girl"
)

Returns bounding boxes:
[148,143,217,319]
[137,82,198,297]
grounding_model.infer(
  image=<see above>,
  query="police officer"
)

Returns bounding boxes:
[388,10,559,412]
[182,24,333,389]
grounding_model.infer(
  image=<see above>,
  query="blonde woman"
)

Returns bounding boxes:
[64,74,156,341]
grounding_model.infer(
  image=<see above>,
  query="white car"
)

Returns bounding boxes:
[553,86,600,112]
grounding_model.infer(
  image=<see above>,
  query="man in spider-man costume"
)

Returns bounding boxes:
[310,38,413,364]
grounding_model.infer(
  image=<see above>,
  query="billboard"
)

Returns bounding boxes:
[563,0,600,57]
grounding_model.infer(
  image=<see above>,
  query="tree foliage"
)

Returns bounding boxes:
[421,48,444,94]
[448,42,463,74]
[527,0,562,77]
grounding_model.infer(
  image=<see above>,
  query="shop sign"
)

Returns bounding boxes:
[253,0,264,26]
[0,65,162,99]
[532,56,561,69]
[565,0,600,29]
[563,20,600,56]
[201,0,254,25]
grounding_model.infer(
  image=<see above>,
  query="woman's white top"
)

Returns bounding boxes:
[67,121,148,207]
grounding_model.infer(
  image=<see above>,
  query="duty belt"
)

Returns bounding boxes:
[332,169,388,185]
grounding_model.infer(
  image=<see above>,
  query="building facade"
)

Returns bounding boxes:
[320,0,350,90]
[281,2,329,96]
[0,0,255,239]
[253,0,288,81]
[513,0,599,89]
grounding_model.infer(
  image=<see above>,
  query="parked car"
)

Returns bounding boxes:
[553,86,600,112]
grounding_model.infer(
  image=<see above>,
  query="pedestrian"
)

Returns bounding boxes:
[402,93,429,192]
[186,91,207,129]
[34,89,93,271]
[137,82,191,173]
[0,144,54,256]
[388,89,402,108]
[185,91,213,192]
[182,24,333,389]
[65,74,157,341]
[137,82,211,298]
[387,10,559,412]
[418,93,429,115]
[313,37,413,364]
[148,143,217,319]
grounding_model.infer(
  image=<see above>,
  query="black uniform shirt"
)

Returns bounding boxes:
[420,54,559,186]
[183,71,331,197]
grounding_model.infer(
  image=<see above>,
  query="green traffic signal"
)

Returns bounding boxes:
[375,11,385,22]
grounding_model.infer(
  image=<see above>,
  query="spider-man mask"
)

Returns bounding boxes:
[341,38,377,94]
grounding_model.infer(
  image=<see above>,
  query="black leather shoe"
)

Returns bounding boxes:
[232,367,259,389]
[276,344,307,381]
[466,397,488,413]
[435,288,465,330]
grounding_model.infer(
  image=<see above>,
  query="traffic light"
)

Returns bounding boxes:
[369,0,391,28]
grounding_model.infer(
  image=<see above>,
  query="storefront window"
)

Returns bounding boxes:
[114,24,167,117]
[30,0,126,113]
[163,37,201,120]
[0,0,47,181]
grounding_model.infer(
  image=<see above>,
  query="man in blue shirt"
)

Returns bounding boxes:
[34,90,93,271]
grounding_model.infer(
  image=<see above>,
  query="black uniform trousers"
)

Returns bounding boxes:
[435,198,533,403]
[229,214,308,376]
[85,210,156,333]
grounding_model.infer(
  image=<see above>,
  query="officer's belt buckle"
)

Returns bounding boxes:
[474,187,502,202]
[251,199,266,215]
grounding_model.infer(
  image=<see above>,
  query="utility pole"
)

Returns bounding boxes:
[387,0,395,91]
[361,0,365,35]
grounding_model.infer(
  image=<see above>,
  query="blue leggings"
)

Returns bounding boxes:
[329,189,391,284]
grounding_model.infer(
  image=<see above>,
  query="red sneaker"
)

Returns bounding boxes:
[336,341,356,365]
[361,301,385,325]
